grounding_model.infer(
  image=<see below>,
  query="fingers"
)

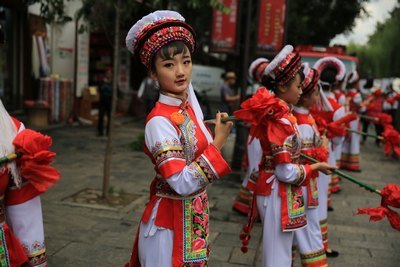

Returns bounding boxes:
[215,111,221,123]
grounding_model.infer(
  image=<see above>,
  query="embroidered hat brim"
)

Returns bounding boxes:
[313,56,346,82]
[301,68,319,95]
[263,45,302,84]
[248,58,269,83]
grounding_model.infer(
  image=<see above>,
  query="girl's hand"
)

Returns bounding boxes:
[212,112,233,150]
[311,162,337,175]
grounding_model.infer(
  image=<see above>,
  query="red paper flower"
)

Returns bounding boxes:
[356,183,400,231]
[381,125,400,157]
[234,88,290,140]
[13,129,60,193]
[375,113,392,126]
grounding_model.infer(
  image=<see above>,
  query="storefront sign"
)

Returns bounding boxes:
[257,0,286,54]
[210,0,239,53]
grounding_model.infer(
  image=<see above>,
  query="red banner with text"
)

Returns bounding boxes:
[210,0,239,53]
[257,0,286,54]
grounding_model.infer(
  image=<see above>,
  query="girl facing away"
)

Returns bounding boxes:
[236,45,336,267]
[125,10,233,267]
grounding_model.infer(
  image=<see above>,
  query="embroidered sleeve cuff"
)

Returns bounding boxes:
[294,164,313,186]
[154,145,187,179]
[273,151,292,165]
[191,144,231,184]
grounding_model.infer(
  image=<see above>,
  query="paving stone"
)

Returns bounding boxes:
[229,247,256,265]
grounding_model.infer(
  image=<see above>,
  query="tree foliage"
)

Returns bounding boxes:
[25,0,73,24]
[347,5,400,78]
[286,0,369,46]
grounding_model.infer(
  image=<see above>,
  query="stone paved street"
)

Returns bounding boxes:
[40,119,399,266]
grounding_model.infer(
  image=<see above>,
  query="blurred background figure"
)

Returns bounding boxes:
[220,71,240,114]
[137,76,159,116]
[97,67,113,136]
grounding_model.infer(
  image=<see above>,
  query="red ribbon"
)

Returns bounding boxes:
[357,184,400,231]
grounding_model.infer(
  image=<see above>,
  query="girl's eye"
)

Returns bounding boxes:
[164,63,173,68]
[184,60,192,65]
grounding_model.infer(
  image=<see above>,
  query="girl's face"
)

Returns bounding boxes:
[277,73,303,105]
[300,84,319,108]
[150,46,192,98]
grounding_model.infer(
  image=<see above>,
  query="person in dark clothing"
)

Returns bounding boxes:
[220,72,240,114]
[97,68,113,136]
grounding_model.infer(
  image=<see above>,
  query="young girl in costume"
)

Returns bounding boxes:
[232,58,268,215]
[341,70,363,171]
[0,98,59,266]
[125,10,232,267]
[313,56,346,257]
[292,67,329,266]
[236,45,336,267]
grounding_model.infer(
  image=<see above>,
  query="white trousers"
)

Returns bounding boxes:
[294,187,324,254]
[138,199,173,267]
[257,182,295,267]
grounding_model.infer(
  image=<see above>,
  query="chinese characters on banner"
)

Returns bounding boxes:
[257,0,286,54]
[210,0,239,53]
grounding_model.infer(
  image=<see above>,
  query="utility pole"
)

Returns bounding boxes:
[231,0,253,170]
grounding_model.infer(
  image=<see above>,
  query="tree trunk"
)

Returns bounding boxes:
[231,0,253,170]
[102,0,120,199]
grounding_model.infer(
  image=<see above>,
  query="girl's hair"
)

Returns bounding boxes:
[320,67,338,90]
[260,69,304,93]
[150,41,190,71]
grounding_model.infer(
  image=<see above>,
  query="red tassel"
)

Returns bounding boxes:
[241,246,248,253]
[242,226,249,233]
[239,234,246,240]
[242,239,249,246]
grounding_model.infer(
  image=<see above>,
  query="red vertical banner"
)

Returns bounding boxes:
[257,0,286,54]
[210,0,239,53]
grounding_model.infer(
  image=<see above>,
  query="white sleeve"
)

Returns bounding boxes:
[18,122,26,133]
[137,80,146,98]
[332,106,345,145]
[6,196,46,261]
[353,93,362,104]
[275,163,305,184]
[383,101,392,111]
[247,136,262,174]
[145,116,205,196]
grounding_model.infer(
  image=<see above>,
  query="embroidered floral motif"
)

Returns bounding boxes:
[178,112,198,163]
[284,184,307,230]
[194,156,218,183]
[22,240,47,267]
[151,138,185,167]
[0,226,10,267]
[183,193,209,263]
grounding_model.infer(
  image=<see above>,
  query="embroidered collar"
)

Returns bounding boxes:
[293,106,309,115]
